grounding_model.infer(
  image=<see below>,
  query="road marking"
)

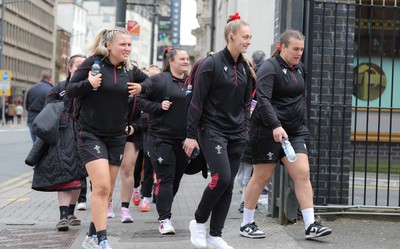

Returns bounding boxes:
[351,185,399,191]
[0,172,32,187]
[0,172,32,194]
[6,198,30,202]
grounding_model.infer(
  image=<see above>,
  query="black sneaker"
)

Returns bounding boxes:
[239,222,266,238]
[238,202,244,213]
[305,221,332,239]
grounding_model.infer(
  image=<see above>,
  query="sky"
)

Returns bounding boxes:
[180,0,199,45]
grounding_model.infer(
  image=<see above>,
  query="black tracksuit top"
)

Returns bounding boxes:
[67,55,148,136]
[187,47,253,139]
[137,71,188,140]
[251,54,308,135]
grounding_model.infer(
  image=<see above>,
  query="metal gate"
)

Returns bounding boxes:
[308,0,400,215]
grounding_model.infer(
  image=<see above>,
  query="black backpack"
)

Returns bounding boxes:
[184,52,222,109]
[183,53,221,179]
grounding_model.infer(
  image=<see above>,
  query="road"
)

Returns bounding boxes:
[0,126,33,193]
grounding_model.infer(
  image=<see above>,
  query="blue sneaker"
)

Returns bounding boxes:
[99,240,112,249]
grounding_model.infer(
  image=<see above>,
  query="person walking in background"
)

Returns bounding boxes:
[183,12,255,249]
[25,69,53,142]
[16,102,24,124]
[236,50,267,213]
[239,30,332,240]
[67,27,142,249]
[44,54,87,232]
[112,67,148,223]
[137,47,190,235]
[147,64,161,76]
[6,102,16,124]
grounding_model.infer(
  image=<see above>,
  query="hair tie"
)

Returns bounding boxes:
[164,46,172,54]
[276,43,281,52]
[228,12,241,22]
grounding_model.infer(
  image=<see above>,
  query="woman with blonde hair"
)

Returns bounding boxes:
[183,12,254,249]
[67,27,146,249]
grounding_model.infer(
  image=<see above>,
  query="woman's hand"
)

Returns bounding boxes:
[88,72,102,89]
[272,126,288,143]
[127,82,142,96]
[183,138,199,158]
[161,100,172,111]
[125,125,134,135]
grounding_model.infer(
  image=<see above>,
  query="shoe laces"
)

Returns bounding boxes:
[161,219,172,226]
[248,222,259,230]
[311,221,323,229]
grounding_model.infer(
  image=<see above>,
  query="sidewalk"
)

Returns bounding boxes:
[1,171,400,249]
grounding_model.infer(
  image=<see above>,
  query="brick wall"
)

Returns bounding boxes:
[307,0,355,205]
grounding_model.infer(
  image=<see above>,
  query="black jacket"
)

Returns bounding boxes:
[187,47,253,139]
[137,71,188,140]
[251,54,308,135]
[25,80,53,123]
[25,102,87,191]
[67,55,148,136]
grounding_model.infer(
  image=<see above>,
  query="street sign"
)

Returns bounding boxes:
[0,70,12,81]
[0,80,10,90]
[127,20,140,41]
[0,89,10,97]
[2,71,9,80]
[0,70,12,96]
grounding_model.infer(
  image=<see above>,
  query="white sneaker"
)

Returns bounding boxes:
[159,218,175,235]
[189,219,207,248]
[82,234,99,249]
[77,202,87,210]
[206,236,233,249]
[257,197,268,206]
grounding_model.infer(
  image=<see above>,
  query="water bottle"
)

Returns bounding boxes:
[91,61,101,91]
[250,99,257,115]
[185,84,192,95]
[282,138,297,162]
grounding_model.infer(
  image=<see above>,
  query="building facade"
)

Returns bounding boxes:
[0,0,57,105]
[192,0,275,60]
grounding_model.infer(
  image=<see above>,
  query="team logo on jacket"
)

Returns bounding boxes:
[215,145,222,154]
[224,66,228,71]
[267,152,274,160]
[158,157,164,164]
[282,68,287,75]
[59,90,66,97]
[94,145,101,154]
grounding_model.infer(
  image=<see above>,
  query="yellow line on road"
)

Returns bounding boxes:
[0,172,32,194]
[0,178,32,194]
[351,185,399,191]
[0,172,32,188]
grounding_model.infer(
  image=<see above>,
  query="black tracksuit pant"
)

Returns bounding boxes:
[147,135,188,220]
[195,127,248,237]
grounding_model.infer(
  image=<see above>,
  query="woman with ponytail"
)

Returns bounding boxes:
[136,47,190,235]
[67,27,146,249]
[239,30,332,240]
[183,12,254,249]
